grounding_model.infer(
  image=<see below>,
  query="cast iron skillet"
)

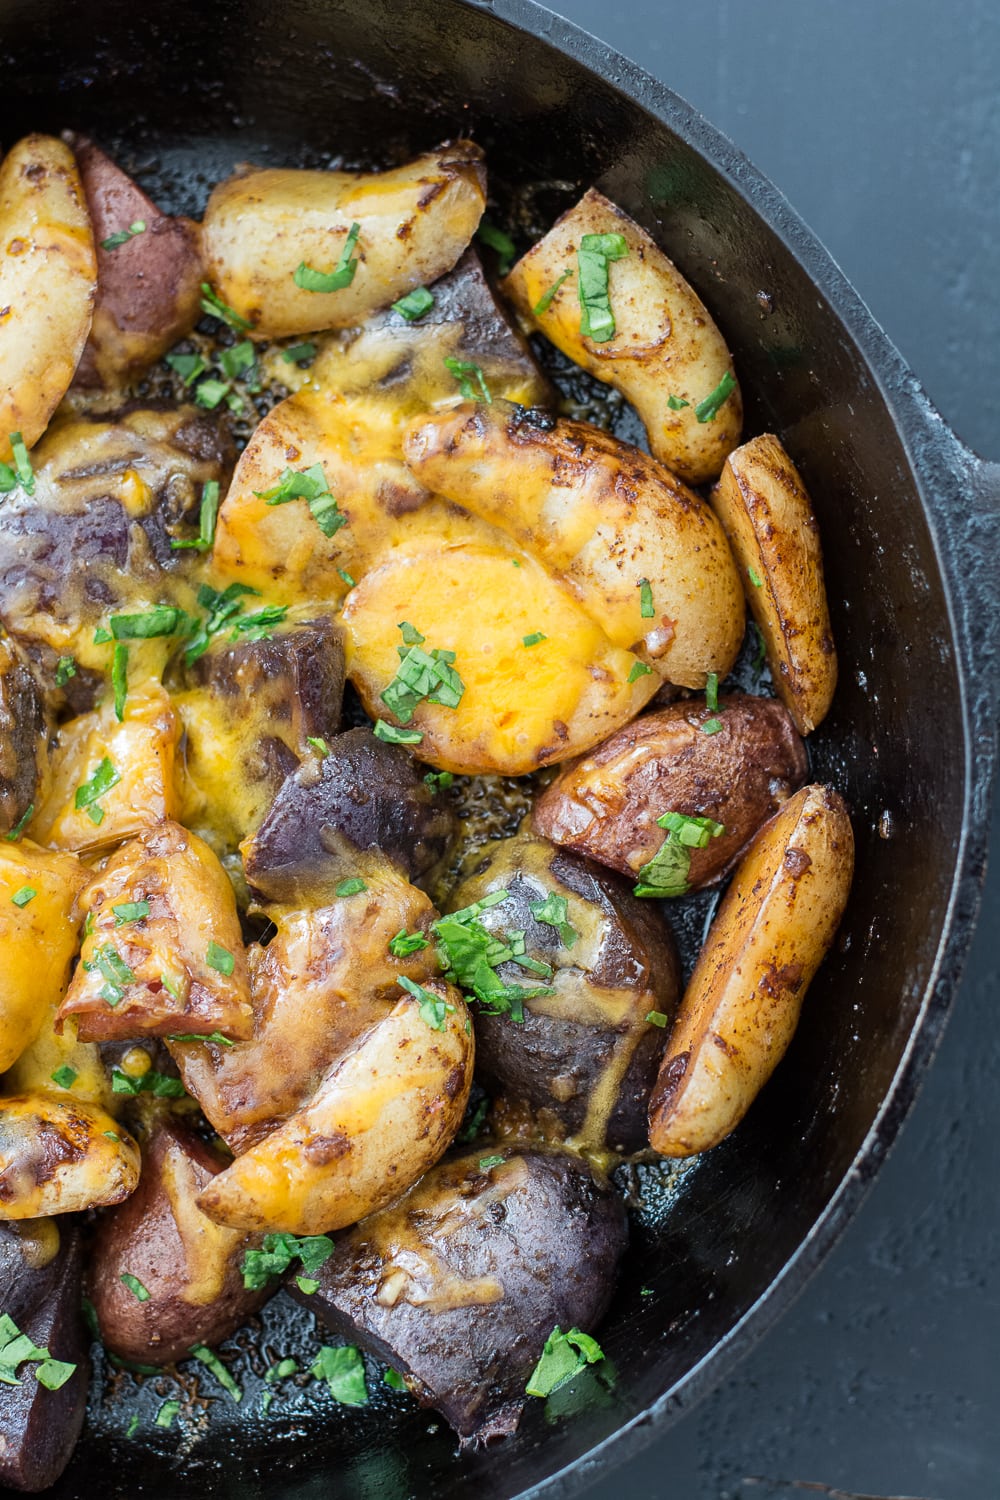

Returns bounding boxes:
[2,0,999,1495]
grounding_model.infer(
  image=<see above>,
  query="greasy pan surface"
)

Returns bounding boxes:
[0,0,993,1495]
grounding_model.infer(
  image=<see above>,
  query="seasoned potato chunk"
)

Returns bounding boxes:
[533,694,807,890]
[170,860,441,1148]
[649,785,854,1157]
[502,187,741,484]
[87,1117,266,1366]
[403,401,745,688]
[0,841,85,1073]
[57,821,253,1043]
[0,1093,140,1219]
[196,977,472,1235]
[31,684,181,854]
[448,829,680,1152]
[712,433,837,733]
[293,1147,626,1442]
[202,142,486,338]
[0,636,47,838]
[343,541,657,776]
[243,726,456,901]
[68,134,203,388]
[0,135,96,458]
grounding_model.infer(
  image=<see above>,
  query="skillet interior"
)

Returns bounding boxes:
[0,0,970,1494]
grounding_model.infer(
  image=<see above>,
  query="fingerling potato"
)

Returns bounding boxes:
[532,694,807,890]
[648,784,854,1157]
[402,401,745,688]
[202,142,486,338]
[0,1092,140,1219]
[0,135,96,459]
[712,433,837,734]
[0,840,86,1073]
[502,188,741,484]
[88,1116,266,1366]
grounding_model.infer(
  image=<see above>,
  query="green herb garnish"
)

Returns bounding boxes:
[479,1155,505,1171]
[113,900,150,926]
[101,220,145,251]
[50,1065,77,1089]
[694,370,736,423]
[433,893,554,1022]
[383,1368,407,1391]
[747,564,764,588]
[391,286,435,321]
[307,736,330,758]
[109,606,181,640]
[633,811,725,899]
[293,222,361,293]
[155,1399,180,1429]
[200,282,253,332]
[398,975,455,1032]
[373,720,423,746]
[119,1273,150,1303]
[525,1326,604,1399]
[424,770,454,791]
[532,268,573,317]
[190,1343,241,1402]
[628,661,653,684]
[335,879,367,897]
[165,351,208,386]
[206,941,235,977]
[11,886,35,908]
[476,218,517,275]
[701,717,723,735]
[282,342,317,365]
[522,632,546,648]
[296,1276,319,1295]
[111,642,128,722]
[4,804,33,842]
[171,480,221,553]
[705,672,719,713]
[444,356,492,404]
[111,1067,186,1099]
[310,1345,368,1407]
[0,1313,77,1391]
[0,432,36,494]
[529,891,578,947]
[167,1031,234,1046]
[254,462,346,538]
[388,929,430,958]
[667,394,690,411]
[337,568,355,588]
[265,1358,299,1383]
[75,757,120,826]
[381,624,465,725]
[241,1233,334,1291]
[577,232,629,343]
[638,579,654,618]
[55,655,76,687]
[645,1011,669,1028]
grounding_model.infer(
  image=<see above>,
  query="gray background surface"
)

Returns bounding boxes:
[548,3,1000,1498]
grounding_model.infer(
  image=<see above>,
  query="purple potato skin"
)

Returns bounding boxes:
[290,1146,627,1443]
[243,725,456,900]
[451,835,681,1152]
[0,1222,88,1492]
[0,640,46,836]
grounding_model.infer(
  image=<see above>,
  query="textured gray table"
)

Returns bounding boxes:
[548,3,1000,1498]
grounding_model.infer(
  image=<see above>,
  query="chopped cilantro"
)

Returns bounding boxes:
[529,891,578,947]
[310,1345,367,1406]
[293,222,361,293]
[577,232,629,343]
[119,1273,150,1302]
[391,286,435,321]
[526,1326,604,1399]
[11,886,35,908]
[241,1233,334,1291]
[532,268,573,317]
[335,879,367,897]
[199,282,253,332]
[206,941,235,977]
[50,1065,77,1089]
[694,370,736,423]
[444,357,492,404]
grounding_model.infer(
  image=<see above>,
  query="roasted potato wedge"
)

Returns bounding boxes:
[243,726,457,902]
[0,841,85,1074]
[68,134,203,388]
[403,401,745,688]
[176,618,345,851]
[712,433,837,734]
[87,1116,266,1366]
[502,187,741,484]
[533,694,807,890]
[292,1147,626,1442]
[0,637,47,838]
[448,830,680,1153]
[0,135,96,459]
[202,142,486,338]
[196,979,472,1234]
[649,784,854,1157]
[31,683,181,855]
[57,821,253,1043]
[343,540,657,776]
[0,1221,88,1493]
[171,860,441,1148]
[0,1092,140,1219]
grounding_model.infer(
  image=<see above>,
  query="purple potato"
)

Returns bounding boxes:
[0,639,46,837]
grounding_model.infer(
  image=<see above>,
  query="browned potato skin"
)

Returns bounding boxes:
[0,1092,140,1219]
[88,1116,266,1366]
[171,860,441,1149]
[649,784,854,1157]
[202,142,487,338]
[57,820,253,1043]
[502,188,741,484]
[402,400,745,688]
[712,434,838,734]
[0,636,47,837]
[449,830,680,1153]
[533,694,808,890]
[67,134,203,389]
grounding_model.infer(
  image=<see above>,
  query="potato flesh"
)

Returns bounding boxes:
[502,188,741,484]
[712,433,838,734]
[403,402,745,688]
[57,820,253,1043]
[648,784,854,1157]
[202,143,486,338]
[342,540,657,776]
[0,841,85,1073]
[31,683,181,853]
[0,1092,140,1219]
[196,982,473,1235]
[0,135,96,458]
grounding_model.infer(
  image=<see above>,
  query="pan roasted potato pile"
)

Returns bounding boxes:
[0,130,852,1481]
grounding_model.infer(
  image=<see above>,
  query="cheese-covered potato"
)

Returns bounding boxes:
[0,1092,140,1219]
[342,540,658,776]
[0,841,85,1073]
[403,401,745,689]
[0,135,96,459]
[202,142,486,338]
[502,187,741,484]
[31,684,181,854]
[57,821,253,1043]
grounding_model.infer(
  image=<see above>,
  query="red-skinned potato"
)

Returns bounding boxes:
[67,134,203,388]
[533,694,807,890]
[712,433,838,734]
[87,1116,266,1366]
[57,820,253,1043]
[649,784,854,1157]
